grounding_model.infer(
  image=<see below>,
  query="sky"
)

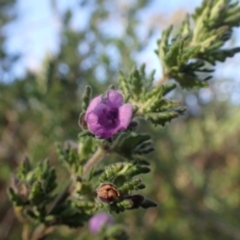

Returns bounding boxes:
[3,0,240,104]
[4,0,203,77]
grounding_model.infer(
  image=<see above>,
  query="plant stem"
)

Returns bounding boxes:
[83,147,105,177]
[22,223,30,240]
[30,224,46,240]
[30,224,55,240]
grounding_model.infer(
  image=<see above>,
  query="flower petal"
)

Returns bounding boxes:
[85,95,102,120]
[86,112,105,136]
[86,112,118,138]
[118,103,133,129]
[101,126,121,138]
[91,103,108,115]
[85,90,129,139]
[106,90,123,107]
[89,213,114,235]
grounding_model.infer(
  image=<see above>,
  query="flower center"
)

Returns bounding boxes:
[98,107,119,129]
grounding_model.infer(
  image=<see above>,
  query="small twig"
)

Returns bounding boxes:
[30,223,55,240]
[154,74,170,87]
[22,223,30,240]
[30,224,46,240]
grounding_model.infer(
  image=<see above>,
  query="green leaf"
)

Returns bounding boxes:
[162,82,177,95]
[17,157,31,180]
[45,168,57,194]
[99,163,124,182]
[29,181,45,205]
[118,71,130,100]
[78,135,96,163]
[111,132,152,157]
[8,187,25,206]
[82,85,92,111]
[118,178,142,195]
[116,199,134,211]
[142,85,165,112]
[124,194,145,209]
[129,66,142,100]
[125,165,151,178]
[113,175,127,187]
[144,111,179,126]
[141,198,158,208]
[133,140,155,155]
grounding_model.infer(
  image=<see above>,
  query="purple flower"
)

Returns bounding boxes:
[89,212,114,234]
[84,90,132,138]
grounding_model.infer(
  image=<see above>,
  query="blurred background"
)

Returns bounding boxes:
[1,0,240,239]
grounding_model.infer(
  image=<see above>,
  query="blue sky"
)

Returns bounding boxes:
[3,0,240,104]
[4,0,203,77]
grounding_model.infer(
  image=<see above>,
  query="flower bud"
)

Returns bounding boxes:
[97,183,120,203]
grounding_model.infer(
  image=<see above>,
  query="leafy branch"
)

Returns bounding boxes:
[156,0,240,88]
